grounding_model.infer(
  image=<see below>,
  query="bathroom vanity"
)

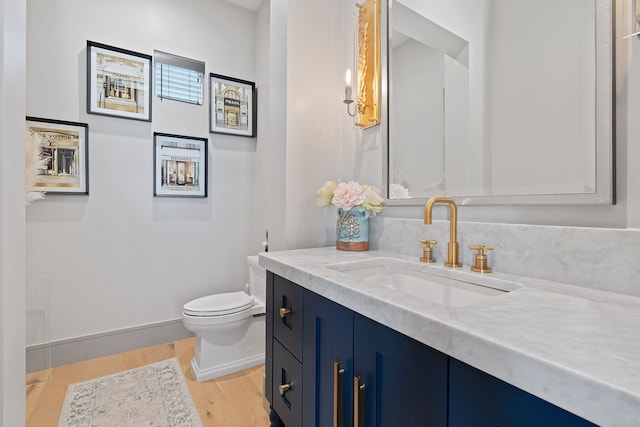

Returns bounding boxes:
[261,247,640,427]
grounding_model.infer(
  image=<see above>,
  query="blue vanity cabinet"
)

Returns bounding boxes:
[448,358,598,427]
[267,272,304,427]
[302,290,354,427]
[353,314,448,427]
[266,271,595,427]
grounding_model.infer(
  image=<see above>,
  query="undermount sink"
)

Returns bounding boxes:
[326,257,519,307]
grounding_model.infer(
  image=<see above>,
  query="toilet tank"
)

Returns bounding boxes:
[247,255,266,305]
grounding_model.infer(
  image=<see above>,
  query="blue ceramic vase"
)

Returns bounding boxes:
[336,207,370,251]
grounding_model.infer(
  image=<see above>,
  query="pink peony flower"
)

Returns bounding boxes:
[331,181,366,211]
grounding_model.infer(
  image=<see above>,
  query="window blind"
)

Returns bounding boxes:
[154,50,205,105]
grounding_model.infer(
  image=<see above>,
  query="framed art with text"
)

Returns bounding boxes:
[209,73,256,137]
[26,116,89,195]
[86,40,152,121]
[153,133,207,197]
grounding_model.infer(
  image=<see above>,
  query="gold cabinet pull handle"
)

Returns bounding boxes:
[279,307,292,318]
[278,382,292,396]
[354,375,365,427]
[333,360,345,427]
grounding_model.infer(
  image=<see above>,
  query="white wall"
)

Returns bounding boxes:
[26,0,259,343]
[251,0,288,254]
[284,0,347,248]
[1,0,27,423]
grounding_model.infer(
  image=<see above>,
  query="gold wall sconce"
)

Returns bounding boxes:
[344,69,356,117]
[343,0,380,127]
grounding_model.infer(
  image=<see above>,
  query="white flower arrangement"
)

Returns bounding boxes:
[389,183,410,199]
[316,180,384,215]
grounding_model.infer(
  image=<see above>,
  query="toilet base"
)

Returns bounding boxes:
[189,314,265,382]
[190,352,265,382]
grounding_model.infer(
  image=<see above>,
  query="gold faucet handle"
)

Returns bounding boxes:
[469,245,493,273]
[419,239,437,263]
[469,245,493,255]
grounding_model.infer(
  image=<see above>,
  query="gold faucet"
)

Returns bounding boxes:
[424,196,462,268]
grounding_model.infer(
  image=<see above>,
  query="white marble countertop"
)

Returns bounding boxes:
[259,247,640,427]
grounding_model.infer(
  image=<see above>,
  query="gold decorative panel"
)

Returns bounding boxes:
[356,0,380,127]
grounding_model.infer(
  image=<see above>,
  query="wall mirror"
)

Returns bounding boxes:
[383,0,614,205]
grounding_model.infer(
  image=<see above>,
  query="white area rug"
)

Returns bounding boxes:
[57,357,203,427]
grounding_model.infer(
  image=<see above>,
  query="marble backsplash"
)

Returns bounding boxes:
[369,217,640,298]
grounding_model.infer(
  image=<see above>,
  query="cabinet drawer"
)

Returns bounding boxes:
[273,274,303,361]
[272,340,303,427]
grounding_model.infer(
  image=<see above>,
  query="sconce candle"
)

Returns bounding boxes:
[345,69,353,101]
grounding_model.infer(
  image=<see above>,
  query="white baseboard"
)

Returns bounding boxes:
[26,318,193,373]
[189,353,265,382]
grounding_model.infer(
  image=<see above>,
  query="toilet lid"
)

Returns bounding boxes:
[183,291,254,317]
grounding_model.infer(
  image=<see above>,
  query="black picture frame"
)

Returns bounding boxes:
[86,40,152,122]
[25,116,89,195]
[209,73,256,137]
[153,133,208,198]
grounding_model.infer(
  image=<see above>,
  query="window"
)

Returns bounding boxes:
[155,51,205,105]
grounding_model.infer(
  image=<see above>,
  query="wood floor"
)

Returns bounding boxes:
[26,337,271,426]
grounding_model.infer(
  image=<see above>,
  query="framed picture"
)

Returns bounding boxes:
[209,73,256,137]
[153,133,208,197]
[25,117,89,195]
[86,40,152,121]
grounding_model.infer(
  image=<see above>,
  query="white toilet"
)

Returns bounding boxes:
[182,255,266,382]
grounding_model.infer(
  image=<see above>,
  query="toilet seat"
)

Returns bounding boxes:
[183,291,254,317]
